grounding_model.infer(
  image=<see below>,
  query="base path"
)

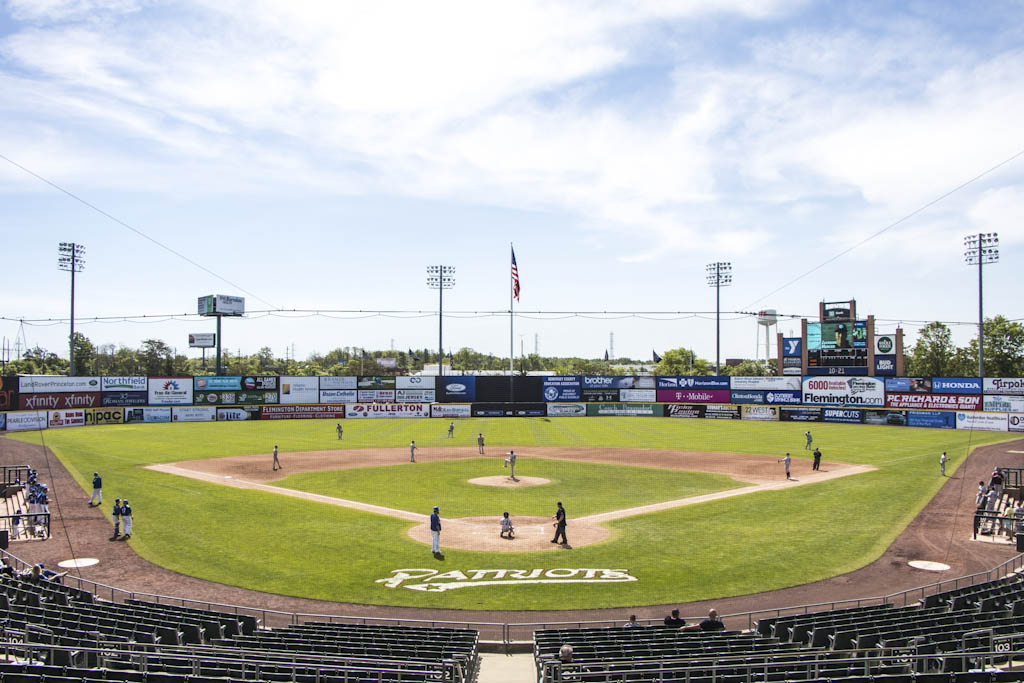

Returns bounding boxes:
[149,448,874,552]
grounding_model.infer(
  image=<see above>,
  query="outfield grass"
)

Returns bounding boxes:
[5,417,1016,610]
[276,458,744,517]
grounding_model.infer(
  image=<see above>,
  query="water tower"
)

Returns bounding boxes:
[757,309,778,365]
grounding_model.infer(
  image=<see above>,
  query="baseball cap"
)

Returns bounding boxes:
[433,505,439,510]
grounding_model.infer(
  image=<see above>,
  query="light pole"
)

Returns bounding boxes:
[706,261,732,375]
[58,242,86,376]
[426,265,455,376]
[963,233,998,378]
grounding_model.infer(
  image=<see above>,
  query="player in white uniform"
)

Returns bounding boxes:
[500,512,515,539]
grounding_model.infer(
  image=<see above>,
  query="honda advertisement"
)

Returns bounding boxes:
[656,389,731,403]
[261,405,346,420]
[907,411,956,429]
[741,405,779,421]
[665,404,705,418]
[822,408,862,424]
[430,404,471,418]
[729,377,801,391]
[956,412,1007,432]
[730,391,765,404]
[440,377,476,402]
[148,377,194,405]
[279,377,320,404]
[101,376,147,392]
[656,377,730,390]
[19,392,101,411]
[885,393,981,411]
[802,377,884,406]
[546,403,587,417]
[780,407,822,422]
[983,378,1024,395]
[932,378,982,395]
[542,376,582,401]
[319,390,358,404]
[19,376,100,392]
[345,403,429,419]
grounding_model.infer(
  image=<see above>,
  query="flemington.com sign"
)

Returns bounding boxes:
[376,567,637,592]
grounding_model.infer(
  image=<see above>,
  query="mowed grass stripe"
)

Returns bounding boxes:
[5,419,1015,610]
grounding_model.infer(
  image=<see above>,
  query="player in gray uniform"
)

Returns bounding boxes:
[804,431,812,450]
[410,440,417,463]
[272,445,282,471]
[447,422,454,438]
[112,498,122,538]
[779,453,792,480]
[336,423,343,440]
[504,450,518,479]
[477,433,485,454]
[121,500,133,539]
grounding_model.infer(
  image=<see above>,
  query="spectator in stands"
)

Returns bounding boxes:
[682,609,726,632]
[664,609,686,627]
[986,486,999,511]
[0,558,14,576]
[11,509,21,540]
[624,614,639,627]
[25,564,47,583]
[500,512,515,539]
[990,469,1004,498]
[558,644,574,662]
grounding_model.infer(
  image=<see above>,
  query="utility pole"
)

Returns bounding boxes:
[963,233,999,378]
[58,242,86,376]
[426,265,455,376]
[706,261,732,375]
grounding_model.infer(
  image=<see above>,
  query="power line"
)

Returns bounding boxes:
[0,152,280,310]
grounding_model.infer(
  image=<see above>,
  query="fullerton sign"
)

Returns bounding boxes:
[376,567,637,592]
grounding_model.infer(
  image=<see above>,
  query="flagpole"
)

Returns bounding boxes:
[509,243,515,403]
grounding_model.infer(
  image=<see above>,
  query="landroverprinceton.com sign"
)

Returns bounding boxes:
[376,567,637,592]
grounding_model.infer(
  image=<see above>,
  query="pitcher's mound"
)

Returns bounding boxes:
[468,475,550,487]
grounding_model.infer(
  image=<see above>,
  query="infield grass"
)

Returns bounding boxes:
[5,417,1016,610]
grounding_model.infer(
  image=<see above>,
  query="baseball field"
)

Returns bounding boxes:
[6,417,1016,611]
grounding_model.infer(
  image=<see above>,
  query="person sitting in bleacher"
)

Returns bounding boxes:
[681,608,725,632]
[664,608,686,627]
[623,614,640,627]
[558,643,573,662]
[0,559,14,577]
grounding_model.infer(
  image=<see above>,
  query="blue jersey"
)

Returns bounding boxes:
[430,512,441,531]
[93,475,102,489]
[112,503,121,519]
[121,504,133,517]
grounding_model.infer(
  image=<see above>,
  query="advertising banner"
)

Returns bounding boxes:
[932,378,982,395]
[172,406,217,422]
[956,412,1007,432]
[47,409,86,428]
[0,376,17,411]
[581,389,619,402]
[542,376,582,401]
[320,376,358,390]
[194,376,243,391]
[431,404,472,418]
[704,405,741,420]
[149,377,193,405]
[6,411,47,431]
[470,403,547,417]
[655,377,730,390]
[782,338,802,357]
[783,357,802,375]
[0,413,4,431]
[217,406,261,421]
[741,405,779,421]
[874,356,897,376]
[664,404,705,418]
[101,376,148,392]
[19,376,101,393]
[194,390,279,405]
[395,389,435,403]
[188,333,216,348]
[280,377,320,404]
[863,410,907,426]
[585,403,662,417]
[619,388,656,402]
[984,378,1024,395]
[874,335,896,355]
[358,376,396,389]
[765,391,801,405]
[19,392,101,411]
[261,405,346,420]
[656,389,731,403]
[729,377,801,391]
[984,395,1024,413]
[907,411,956,429]
[125,407,171,423]
[376,357,397,369]
[780,407,822,422]
[886,393,982,411]
[730,391,765,404]
[319,389,358,404]
[440,377,476,402]
[802,377,884,406]
[101,391,148,407]
[885,378,932,393]
[1010,414,1024,432]
[357,390,396,403]
[546,403,587,417]
[84,408,124,425]
[822,408,862,424]
[396,376,435,390]
[806,321,867,350]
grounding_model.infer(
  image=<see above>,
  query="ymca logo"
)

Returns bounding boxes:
[784,339,802,356]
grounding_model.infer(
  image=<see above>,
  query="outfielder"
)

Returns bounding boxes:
[410,440,417,463]
[940,451,947,476]
[272,445,282,471]
[447,421,455,438]
[477,433,485,454]
[336,423,343,440]
[805,431,812,450]
[89,472,102,506]
[779,453,793,480]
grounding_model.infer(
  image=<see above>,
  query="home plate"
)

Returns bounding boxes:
[58,558,99,569]
[908,560,950,572]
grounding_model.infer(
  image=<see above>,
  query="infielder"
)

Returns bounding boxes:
[410,440,417,463]
[779,453,793,480]
[805,431,813,450]
[336,423,343,440]
[121,499,133,539]
[504,450,518,479]
[272,445,282,471]
[940,452,947,476]
[477,433,485,454]
[112,498,122,538]
[89,472,102,506]
[430,505,441,555]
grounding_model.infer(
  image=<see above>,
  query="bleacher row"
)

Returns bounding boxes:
[0,572,478,682]
[535,572,1024,683]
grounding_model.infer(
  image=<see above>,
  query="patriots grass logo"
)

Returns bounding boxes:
[377,568,637,592]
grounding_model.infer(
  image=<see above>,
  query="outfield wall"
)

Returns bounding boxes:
[1,374,1022,432]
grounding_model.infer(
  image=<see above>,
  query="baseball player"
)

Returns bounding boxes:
[812,448,821,471]
[504,450,518,479]
[447,421,455,438]
[500,511,515,539]
[779,453,793,480]
[805,431,813,450]
[112,498,122,538]
[336,423,343,440]
[272,445,282,471]
[120,499,133,539]
[430,505,441,555]
[409,440,417,463]
[89,472,102,506]
[11,509,20,540]
[477,433,485,454]
[551,501,568,545]
[940,452,947,476]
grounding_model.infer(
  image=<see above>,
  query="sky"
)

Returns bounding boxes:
[1,0,1022,366]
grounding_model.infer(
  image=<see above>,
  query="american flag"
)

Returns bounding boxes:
[511,247,520,301]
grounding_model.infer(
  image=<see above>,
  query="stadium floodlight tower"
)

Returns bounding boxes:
[426,265,455,376]
[58,242,85,376]
[706,261,732,375]
[963,232,998,378]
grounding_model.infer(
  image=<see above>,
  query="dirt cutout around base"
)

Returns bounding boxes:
[150,447,874,552]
